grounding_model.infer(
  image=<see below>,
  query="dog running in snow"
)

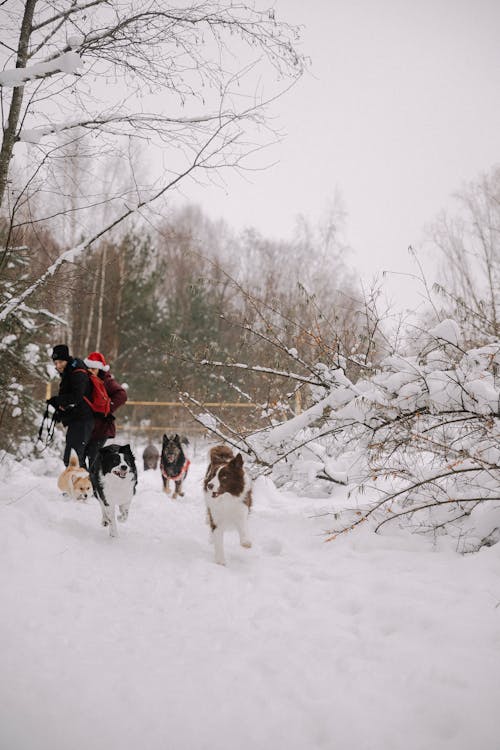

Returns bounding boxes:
[91,444,137,537]
[142,442,160,471]
[57,448,92,501]
[160,434,190,498]
[203,445,253,566]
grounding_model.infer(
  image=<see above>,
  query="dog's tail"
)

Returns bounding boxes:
[68,448,80,469]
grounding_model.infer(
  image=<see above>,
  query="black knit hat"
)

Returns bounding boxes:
[51,344,70,361]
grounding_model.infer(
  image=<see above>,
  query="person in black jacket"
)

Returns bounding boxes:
[47,344,95,467]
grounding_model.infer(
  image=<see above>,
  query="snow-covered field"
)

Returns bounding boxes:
[1,442,499,750]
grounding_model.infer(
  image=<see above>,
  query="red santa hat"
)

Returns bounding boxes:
[84,351,110,372]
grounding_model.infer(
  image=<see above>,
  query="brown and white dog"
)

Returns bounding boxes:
[203,445,253,566]
[57,449,92,501]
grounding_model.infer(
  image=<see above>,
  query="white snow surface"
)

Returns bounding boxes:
[1,445,499,750]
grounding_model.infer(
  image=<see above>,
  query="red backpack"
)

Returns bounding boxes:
[74,368,111,416]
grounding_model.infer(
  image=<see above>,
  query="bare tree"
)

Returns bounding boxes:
[429,166,500,343]
[0,0,304,319]
[170,252,380,439]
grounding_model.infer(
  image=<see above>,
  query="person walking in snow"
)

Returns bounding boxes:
[83,351,128,471]
[47,344,95,467]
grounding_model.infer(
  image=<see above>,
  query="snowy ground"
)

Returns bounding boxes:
[1,441,499,750]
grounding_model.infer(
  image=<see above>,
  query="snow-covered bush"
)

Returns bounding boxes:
[195,320,500,550]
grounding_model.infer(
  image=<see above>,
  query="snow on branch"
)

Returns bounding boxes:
[197,358,326,386]
[18,304,67,326]
[0,52,82,87]
[17,111,233,144]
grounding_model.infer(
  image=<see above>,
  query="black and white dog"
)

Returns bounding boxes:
[91,444,137,537]
[160,433,190,498]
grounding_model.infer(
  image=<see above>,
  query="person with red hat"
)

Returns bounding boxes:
[83,351,128,471]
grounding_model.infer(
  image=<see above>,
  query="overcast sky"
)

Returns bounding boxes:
[182,0,500,311]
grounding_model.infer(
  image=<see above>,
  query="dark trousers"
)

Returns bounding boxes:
[63,419,94,467]
[85,438,107,472]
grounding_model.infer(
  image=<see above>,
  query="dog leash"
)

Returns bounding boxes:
[37,406,57,447]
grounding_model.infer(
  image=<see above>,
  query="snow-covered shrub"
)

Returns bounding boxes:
[260,322,499,548]
[197,320,500,550]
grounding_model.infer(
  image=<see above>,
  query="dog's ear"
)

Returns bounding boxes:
[101,444,118,453]
[162,434,168,444]
[174,434,181,445]
[232,453,244,468]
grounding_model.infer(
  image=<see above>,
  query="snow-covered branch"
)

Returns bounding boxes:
[0,51,82,87]
[17,111,230,144]
[197,358,325,386]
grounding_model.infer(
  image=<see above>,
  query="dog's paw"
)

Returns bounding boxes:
[241,540,252,549]
[118,510,128,522]
[215,559,226,566]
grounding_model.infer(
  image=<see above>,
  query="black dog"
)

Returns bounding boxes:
[91,444,138,537]
[160,434,190,499]
[143,442,160,471]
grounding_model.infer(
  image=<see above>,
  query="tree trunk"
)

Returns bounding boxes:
[0,0,38,208]
[83,264,99,354]
[95,245,107,351]
[109,248,125,363]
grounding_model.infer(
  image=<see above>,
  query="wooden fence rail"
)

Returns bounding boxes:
[125,401,255,407]
[45,384,300,435]
[45,382,256,409]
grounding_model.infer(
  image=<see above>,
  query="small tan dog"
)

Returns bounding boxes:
[58,449,93,501]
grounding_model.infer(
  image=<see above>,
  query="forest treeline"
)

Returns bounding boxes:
[0,201,365,448]
[1,165,499,456]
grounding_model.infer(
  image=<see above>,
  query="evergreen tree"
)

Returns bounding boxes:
[0,231,55,453]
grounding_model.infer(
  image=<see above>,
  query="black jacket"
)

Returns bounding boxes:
[51,358,94,426]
